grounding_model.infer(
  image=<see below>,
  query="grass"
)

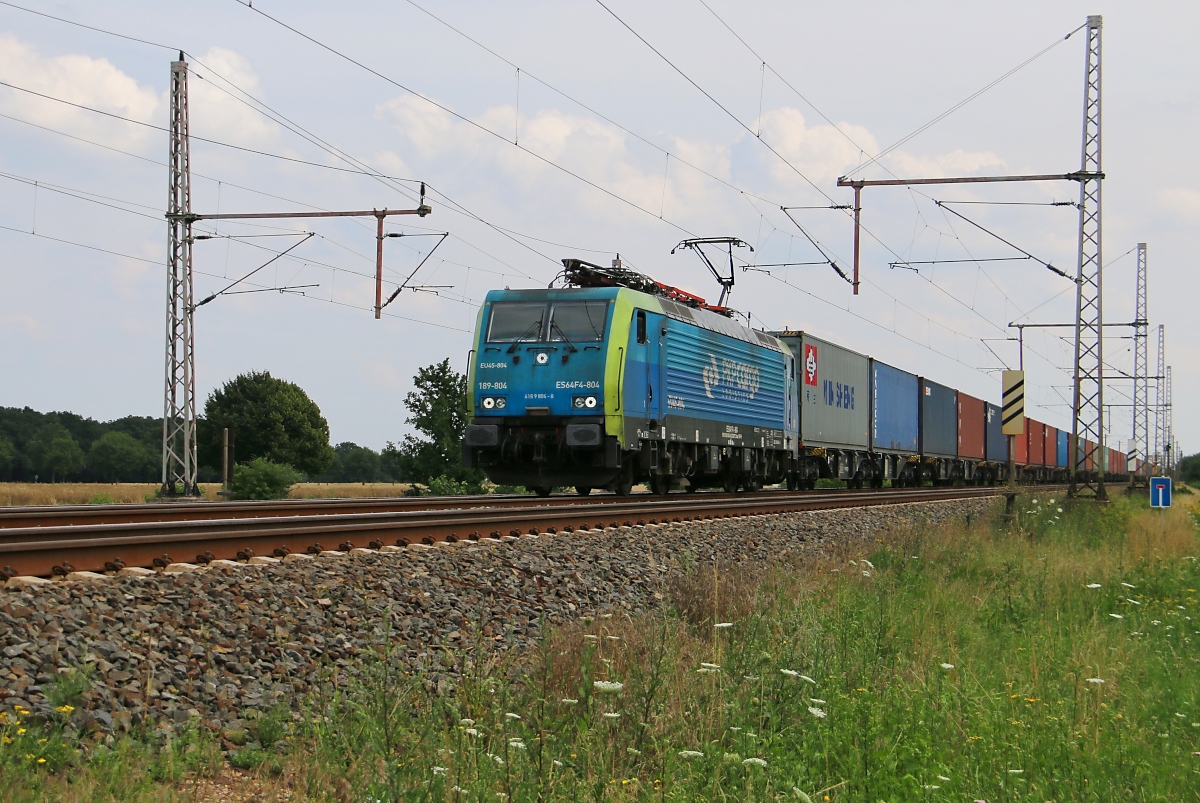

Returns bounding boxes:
[2,493,1198,800]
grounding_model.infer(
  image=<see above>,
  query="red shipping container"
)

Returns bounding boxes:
[1027,419,1045,466]
[1011,425,1030,465]
[1084,440,1094,471]
[1044,425,1057,468]
[957,393,985,459]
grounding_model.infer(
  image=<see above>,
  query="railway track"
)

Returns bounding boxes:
[0,486,1021,580]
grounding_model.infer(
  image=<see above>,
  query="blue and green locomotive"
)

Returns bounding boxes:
[462,259,797,496]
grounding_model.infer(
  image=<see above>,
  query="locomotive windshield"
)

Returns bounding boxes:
[548,301,609,342]
[486,300,609,343]
[486,302,545,342]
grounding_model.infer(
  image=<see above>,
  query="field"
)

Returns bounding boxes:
[2,491,1198,801]
[0,482,413,507]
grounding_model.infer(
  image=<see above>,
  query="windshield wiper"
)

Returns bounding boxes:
[550,319,579,352]
[506,319,543,353]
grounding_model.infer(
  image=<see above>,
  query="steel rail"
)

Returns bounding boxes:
[0,487,1015,579]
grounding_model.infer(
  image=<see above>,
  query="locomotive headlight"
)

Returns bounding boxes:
[573,396,585,409]
[584,395,597,409]
[574,395,598,409]
[482,397,495,409]
[495,397,506,409]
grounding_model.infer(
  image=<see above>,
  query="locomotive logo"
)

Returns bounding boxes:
[703,354,760,401]
[803,344,818,386]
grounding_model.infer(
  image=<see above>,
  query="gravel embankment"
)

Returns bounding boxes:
[0,498,995,736]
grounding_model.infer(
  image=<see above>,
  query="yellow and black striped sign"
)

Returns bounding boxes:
[1002,370,1025,435]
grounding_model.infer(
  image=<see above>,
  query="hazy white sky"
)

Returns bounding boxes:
[0,1,1194,456]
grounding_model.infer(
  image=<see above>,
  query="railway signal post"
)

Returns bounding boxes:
[1002,370,1025,520]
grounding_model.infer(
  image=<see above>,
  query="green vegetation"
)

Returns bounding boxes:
[198,371,335,476]
[0,407,162,483]
[389,358,484,488]
[229,457,302,500]
[1180,452,1200,484]
[2,496,1197,800]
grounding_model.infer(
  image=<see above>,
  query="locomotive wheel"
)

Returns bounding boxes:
[613,471,633,497]
[650,475,671,496]
[685,481,699,493]
[723,473,737,494]
[575,485,592,496]
[532,485,553,498]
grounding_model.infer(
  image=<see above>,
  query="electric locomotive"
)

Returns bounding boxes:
[462,259,797,496]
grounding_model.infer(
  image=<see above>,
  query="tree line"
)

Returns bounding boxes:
[0,359,480,488]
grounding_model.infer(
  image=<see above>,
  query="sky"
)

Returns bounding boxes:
[0,0,1194,459]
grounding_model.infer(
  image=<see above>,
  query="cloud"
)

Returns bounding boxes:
[1158,187,1200,223]
[886,148,1006,178]
[0,33,160,151]
[757,107,881,186]
[188,47,281,149]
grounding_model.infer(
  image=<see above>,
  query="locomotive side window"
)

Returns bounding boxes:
[486,302,546,342]
[549,301,609,342]
[636,310,647,344]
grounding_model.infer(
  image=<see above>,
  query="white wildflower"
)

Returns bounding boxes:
[924,785,941,790]
[729,727,742,732]
[793,789,815,803]
[583,634,598,641]
[941,663,955,670]
[459,718,475,726]
[1057,507,1064,513]
[1121,582,1136,589]
[626,747,641,755]
[862,571,872,577]
[600,613,613,618]
[451,786,466,794]
[780,669,799,677]
[1176,713,1186,718]
[505,712,521,720]
[496,794,508,801]
[465,728,479,737]
[560,698,579,705]
[1152,620,1162,626]
[696,668,719,674]
[1086,583,1102,589]
[743,675,761,681]
[433,766,447,775]
[488,753,505,765]
[1049,498,1056,504]
[1008,768,1024,774]
[508,739,526,750]
[700,662,721,669]
[862,559,875,569]
[603,712,621,719]
[937,775,951,781]
[809,697,827,704]
[1109,614,1124,619]
[808,706,827,719]
[1086,677,1105,684]
[678,750,704,759]
[1127,598,1142,605]
[800,674,817,685]
[606,635,621,641]
[593,680,624,693]
[553,759,564,767]
[714,622,734,629]
[743,757,768,767]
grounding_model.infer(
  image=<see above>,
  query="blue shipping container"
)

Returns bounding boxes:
[871,360,918,453]
[1057,429,1069,468]
[920,379,958,458]
[985,402,1005,462]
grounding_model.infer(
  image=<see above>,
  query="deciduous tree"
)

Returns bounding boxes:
[26,423,84,482]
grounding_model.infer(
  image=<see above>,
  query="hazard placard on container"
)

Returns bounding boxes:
[1001,370,1025,436]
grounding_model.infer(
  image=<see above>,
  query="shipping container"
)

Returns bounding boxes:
[1057,429,1069,468]
[919,379,958,458]
[985,402,1005,462]
[1027,419,1045,466]
[957,393,985,459]
[776,333,870,450]
[1084,439,1094,471]
[1044,425,1057,468]
[871,360,919,454]
[1012,423,1029,465]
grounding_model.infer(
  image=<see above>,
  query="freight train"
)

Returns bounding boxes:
[461,258,1127,496]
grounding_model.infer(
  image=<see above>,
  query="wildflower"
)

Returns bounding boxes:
[700,662,721,669]
[696,668,719,674]
[505,712,521,720]
[809,697,827,704]
[743,675,760,681]
[583,635,598,641]
[560,698,579,705]
[924,785,941,790]
[780,669,799,677]
[508,740,526,750]
[937,775,951,781]
[488,753,505,765]
[800,674,817,685]
[601,613,613,618]
[743,757,768,767]
[941,663,955,670]
[1008,769,1024,774]
[729,727,742,732]
[1057,507,1064,513]
[553,759,564,767]
[17,728,26,735]
[1109,614,1124,619]
[1032,498,1039,504]
[54,705,74,714]
[1127,598,1142,605]
[603,712,621,719]
[626,747,641,755]
[861,559,875,569]
[678,750,704,759]
[465,728,479,737]
[714,622,734,629]
[451,786,466,794]
[722,752,741,763]
[1152,620,1162,625]
[459,718,475,726]
[862,571,872,577]
[36,757,46,764]
[808,706,827,719]
[433,766,448,775]
[593,680,624,693]
[1121,582,1136,589]
[496,794,508,801]
[606,635,620,641]
[1086,678,1106,684]
[1086,583,1102,589]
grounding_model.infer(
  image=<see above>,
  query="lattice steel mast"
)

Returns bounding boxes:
[1165,364,1174,475]
[1069,15,1106,500]
[1154,323,1165,473]
[162,54,198,496]
[1130,242,1148,480]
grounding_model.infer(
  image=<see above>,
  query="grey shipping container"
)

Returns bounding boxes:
[919,379,958,458]
[773,332,870,450]
[871,360,919,454]
[984,402,1005,462]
